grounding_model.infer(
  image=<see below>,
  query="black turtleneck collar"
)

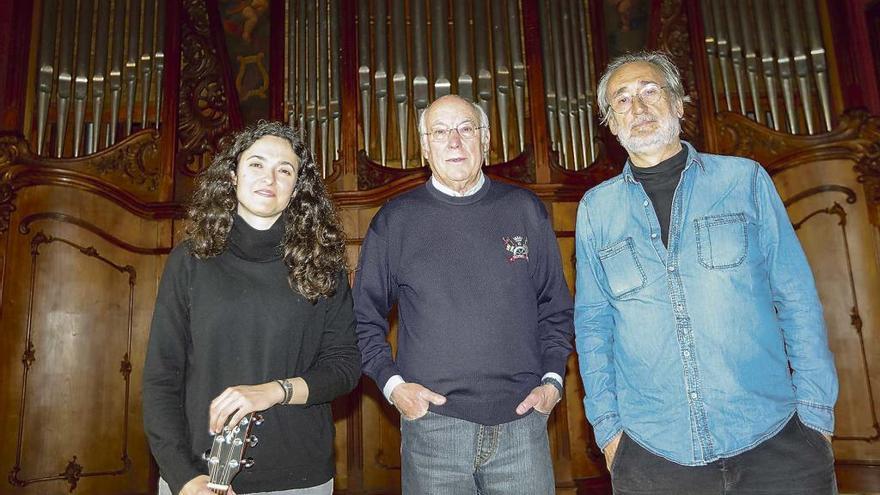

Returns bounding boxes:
[228,214,285,262]
[630,146,687,180]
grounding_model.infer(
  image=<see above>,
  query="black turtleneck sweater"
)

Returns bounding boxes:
[142,215,360,494]
[631,147,688,246]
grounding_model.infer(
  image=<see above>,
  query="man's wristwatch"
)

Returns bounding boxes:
[541,376,563,396]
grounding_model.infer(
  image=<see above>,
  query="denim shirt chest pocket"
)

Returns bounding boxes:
[694,212,749,270]
[598,237,647,298]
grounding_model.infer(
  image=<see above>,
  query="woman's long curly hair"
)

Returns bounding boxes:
[186,120,346,303]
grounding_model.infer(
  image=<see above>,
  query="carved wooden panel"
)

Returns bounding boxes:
[0,185,171,494]
[776,164,880,465]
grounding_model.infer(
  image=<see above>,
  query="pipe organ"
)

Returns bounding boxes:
[350,0,532,169]
[1,1,879,494]
[33,0,166,158]
[700,0,834,134]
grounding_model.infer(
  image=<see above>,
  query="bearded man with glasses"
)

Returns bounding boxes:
[354,94,574,494]
[574,51,839,494]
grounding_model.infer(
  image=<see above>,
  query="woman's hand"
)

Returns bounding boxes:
[179,475,238,495]
[208,382,284,434]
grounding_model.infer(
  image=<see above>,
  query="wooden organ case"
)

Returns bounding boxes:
[0,0,877,493]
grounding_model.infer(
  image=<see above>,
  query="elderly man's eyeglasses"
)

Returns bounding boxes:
[609,83,668,114]
[423,122,485,142]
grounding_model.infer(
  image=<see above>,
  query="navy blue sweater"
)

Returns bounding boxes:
[354,178,574,425]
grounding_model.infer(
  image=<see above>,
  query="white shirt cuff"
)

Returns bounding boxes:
[542,372,563,387]
[383,375,406,404]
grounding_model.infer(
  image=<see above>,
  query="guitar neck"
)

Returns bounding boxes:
[205,412,256,492]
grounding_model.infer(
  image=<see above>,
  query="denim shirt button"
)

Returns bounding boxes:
[690,392,698,400]
[667,265,676,272]
[683,350,691,357]
[651,233,658,239]
[643,200,649,207]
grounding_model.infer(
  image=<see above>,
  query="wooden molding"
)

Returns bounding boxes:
[0,134,183,233]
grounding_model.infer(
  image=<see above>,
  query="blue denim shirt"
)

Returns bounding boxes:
[574,142,838,466]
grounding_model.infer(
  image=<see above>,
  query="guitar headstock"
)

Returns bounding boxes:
[203,413,261,493]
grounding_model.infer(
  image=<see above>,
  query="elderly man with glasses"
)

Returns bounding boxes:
[354,94,574,494]
[574,51,839,494]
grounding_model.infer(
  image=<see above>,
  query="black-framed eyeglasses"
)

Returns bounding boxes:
[608,83,668,114]
[422,122,485,142]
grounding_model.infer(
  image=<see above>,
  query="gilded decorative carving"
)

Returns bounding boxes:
[657,0,702,147]
[0,180,15,234]
[87,135,161,191]
[178,0,235,176]
[0,135,24,165]
[0,136,22,233]
[853,113,880,209]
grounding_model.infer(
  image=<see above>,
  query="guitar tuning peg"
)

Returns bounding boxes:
[253,414,264,426]
[202,449,211,461]
[247,435,259,448]
[242,457,255,469]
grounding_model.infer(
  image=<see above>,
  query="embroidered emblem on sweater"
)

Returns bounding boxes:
[503,235,529,262]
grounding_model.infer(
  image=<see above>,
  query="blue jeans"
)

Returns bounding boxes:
[610,415,837,494]
[400,410,555,495]
[157,478,333,495]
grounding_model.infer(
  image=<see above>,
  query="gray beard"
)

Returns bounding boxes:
[617,114,681,154]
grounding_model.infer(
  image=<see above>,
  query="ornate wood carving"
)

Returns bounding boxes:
[177,0,237,176]
[714,111,880,180]
[0,135,181,232]
[0,179,14,234]
[656,0,702,148]
[854,118,880,210]
[0,133,161,192]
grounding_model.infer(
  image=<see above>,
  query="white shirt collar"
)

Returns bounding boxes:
[430,172,485,197]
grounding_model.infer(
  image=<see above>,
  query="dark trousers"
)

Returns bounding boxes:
[611,415,837,495]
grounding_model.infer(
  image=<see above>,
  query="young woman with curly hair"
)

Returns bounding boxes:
[143,121,360,495]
